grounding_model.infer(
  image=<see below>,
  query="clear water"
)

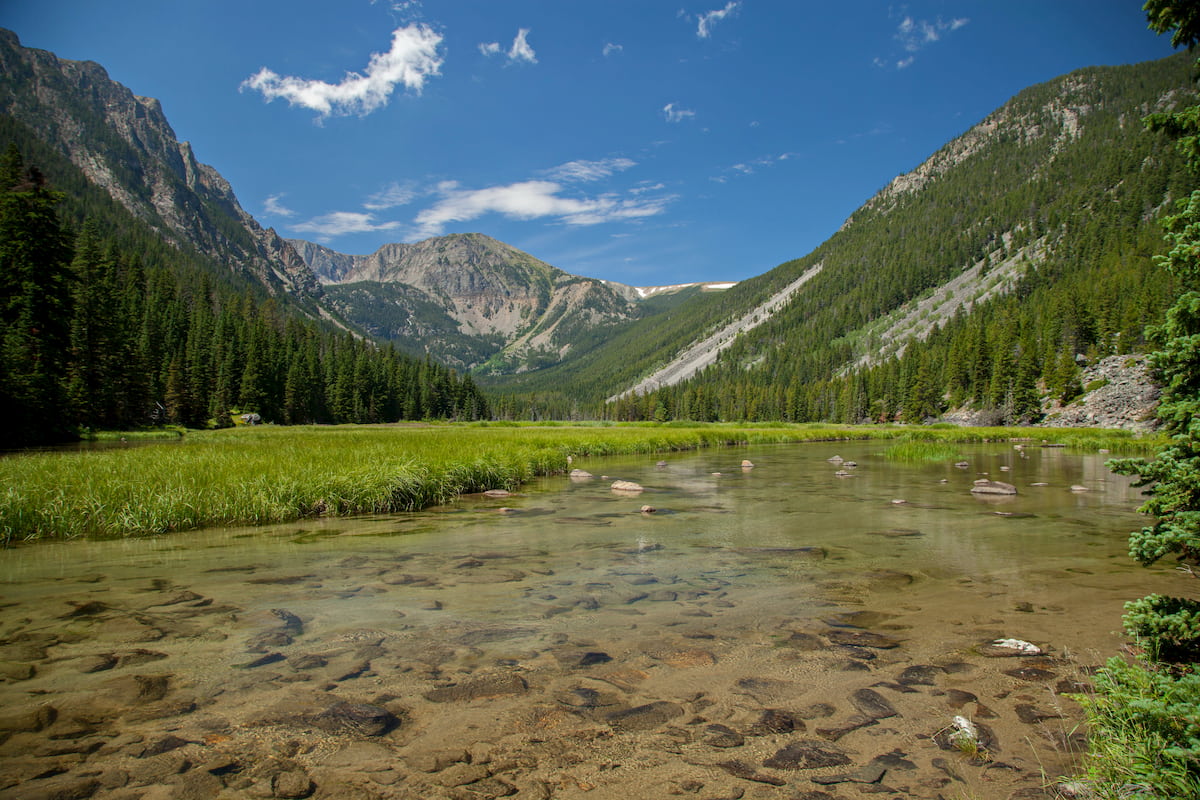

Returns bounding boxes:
[0,441,1183,799]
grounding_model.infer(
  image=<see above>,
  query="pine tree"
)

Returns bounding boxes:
[0,144,75,445]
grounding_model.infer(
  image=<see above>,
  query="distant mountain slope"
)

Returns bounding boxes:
[289,234,733,372]
[0,29,321,304]
[505,52,1192,419]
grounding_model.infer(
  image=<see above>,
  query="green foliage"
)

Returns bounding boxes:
[1125,594,1200,662]
[1077,656,1200,798]
[882,440,961,463]
[1078,7,1200,798]
[0,143,75,446]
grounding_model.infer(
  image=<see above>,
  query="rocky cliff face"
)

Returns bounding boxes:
[292,233,643,371]
[0,29,321,300]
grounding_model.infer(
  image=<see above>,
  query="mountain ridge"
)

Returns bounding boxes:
[288,233,734,372]
[0,28,323,305]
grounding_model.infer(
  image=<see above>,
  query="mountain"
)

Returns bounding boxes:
[491,52,1193,423]
[0,29,491,442]
[289,234,733,372]
[0,29,322,305]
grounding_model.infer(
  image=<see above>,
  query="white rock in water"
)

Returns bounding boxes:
[611,480,644,493]
[569,469,594,479]
[992,638,1043,655]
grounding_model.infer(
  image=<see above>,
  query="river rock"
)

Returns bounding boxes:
[1003,666,1057,682]
[945,689,978,709]
[273,769,315,798]
[0,703,56,732]
[569,469,594,479]
[897,664,945,686]
[1015,703,1064,724]
[611,480,644,493]
[424,673,529,703]
[606,701,683,731]
[979,638,1044,657]
[825,630,901,649]
[310,702,398,736]
[704,724,746,748]
[750,709,807,734]
[971,480,1018,495]
[762,740,851,770]
[815,714,877,741]
[716,760,787,785]
[849,688,897,720]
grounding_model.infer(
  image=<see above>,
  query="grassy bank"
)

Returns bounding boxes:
[0,422,1160,543]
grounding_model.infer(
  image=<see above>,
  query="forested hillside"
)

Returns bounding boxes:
[0,134,488,447]
[589,52,1195,422]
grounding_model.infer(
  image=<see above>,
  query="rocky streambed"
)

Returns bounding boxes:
[0,443,1180,799]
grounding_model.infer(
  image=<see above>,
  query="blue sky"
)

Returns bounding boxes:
[4,1,1177,286]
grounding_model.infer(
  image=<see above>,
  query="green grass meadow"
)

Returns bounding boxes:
[0,422,1159,543]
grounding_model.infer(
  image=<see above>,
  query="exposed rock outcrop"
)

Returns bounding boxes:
[0,29,322,302]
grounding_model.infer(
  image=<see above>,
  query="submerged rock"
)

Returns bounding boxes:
[311,702,398,736]
[424,673,529,703]
[762,740,851,770]
[971,480,1018,495]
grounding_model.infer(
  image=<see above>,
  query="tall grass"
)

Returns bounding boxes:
[883,440,964,462]
[0,423,1162,543]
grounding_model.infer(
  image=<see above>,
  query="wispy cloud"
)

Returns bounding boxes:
[364,181,420,210]
[877,15,968,69]
[543,158,637,182]
[292,211,401,240]
[410,179,673,239]
[630,181,666,195]
[241,24,443,118]
[480,28,537,64]
[603,42,623,57]
[263,193,296,217]
[711,153,793,182]
[663,102,696,123]
[696,1,741,39]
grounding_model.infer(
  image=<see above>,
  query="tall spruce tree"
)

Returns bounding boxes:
[0,144,75,446]
[1077,3,1200,796]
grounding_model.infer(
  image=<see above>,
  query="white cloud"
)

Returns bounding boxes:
[544,158,637,182]
[663,102,696,123]
[292,211,401,240]
[880,15,968,69]
[696,1,741,39]
[410,179,672,239]
[264,193,296,217]
[630,182,666,194]
[479,28,537,64]
[603,42,623,57]
[364,181,420,210]
[241,24,443,118]
[508,28,537,63]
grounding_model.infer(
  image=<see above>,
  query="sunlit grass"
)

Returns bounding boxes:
[0,422,1162,542]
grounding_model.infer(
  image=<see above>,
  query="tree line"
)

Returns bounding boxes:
[0,145,489,448]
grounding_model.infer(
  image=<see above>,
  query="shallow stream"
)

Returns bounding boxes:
[0,441,1187,800]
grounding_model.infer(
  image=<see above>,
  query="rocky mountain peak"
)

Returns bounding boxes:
[0,28,321,301]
